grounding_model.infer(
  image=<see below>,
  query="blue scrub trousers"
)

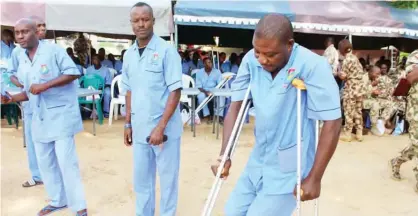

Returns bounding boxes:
[133,138,181,216]
[34,136,87,212]
[225,171,296,216]
[24,113,42,182]
[103,87,111,115]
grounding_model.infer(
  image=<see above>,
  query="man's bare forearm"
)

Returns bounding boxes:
[308,118,342,181]
[219,101,242,156]
[44,75,79,89]
[157,89,181,129]
[125,91,131,124]
[11,91,29,102]
[10,75,23,88]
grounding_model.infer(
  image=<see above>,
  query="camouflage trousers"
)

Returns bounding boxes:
[370,99,396,125]
[343,97,363,133]
[393,94,418,178]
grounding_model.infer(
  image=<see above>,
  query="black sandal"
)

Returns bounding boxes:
[22,179,43,188]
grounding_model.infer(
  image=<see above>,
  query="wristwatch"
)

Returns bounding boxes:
[124,123,132,128]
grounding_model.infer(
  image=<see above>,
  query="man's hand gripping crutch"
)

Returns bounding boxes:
[292,78,339,216]
[201,86,252,216]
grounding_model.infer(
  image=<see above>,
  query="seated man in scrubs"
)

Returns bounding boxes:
[86,54,112,117]
[196,57,223,123]
[212,14,342,216]
[98,48,114,69]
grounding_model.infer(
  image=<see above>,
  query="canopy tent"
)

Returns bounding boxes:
[1,0,174,37]
[174,0,418,38]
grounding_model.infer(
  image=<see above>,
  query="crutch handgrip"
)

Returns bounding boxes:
[292,78,306,90]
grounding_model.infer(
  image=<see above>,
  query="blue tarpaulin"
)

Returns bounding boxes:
[175,0,418,38]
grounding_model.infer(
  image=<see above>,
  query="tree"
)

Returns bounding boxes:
[389,1,418,9]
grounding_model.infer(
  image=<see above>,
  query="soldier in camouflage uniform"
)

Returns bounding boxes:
[369,71,396,136]
[338,39,365,142]
[389,49,418,193]
[391,58,408,114]
[362,66,380,110]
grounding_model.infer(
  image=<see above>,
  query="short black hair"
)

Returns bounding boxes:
[132,2,154,17]
[2,29,13,36]
[203,57,211,63]
[254,14,294,43]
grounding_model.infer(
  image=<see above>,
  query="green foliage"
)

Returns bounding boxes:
[389,1,418,9]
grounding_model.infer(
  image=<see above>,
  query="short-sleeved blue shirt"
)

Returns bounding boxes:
[231,43,341,195]
[121,34,183,143]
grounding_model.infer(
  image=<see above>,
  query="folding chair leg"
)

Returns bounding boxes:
[109,102,114,126]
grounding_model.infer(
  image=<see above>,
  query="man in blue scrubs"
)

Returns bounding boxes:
[86,54,112,117]
[196,57,223,123]
[1,29,15,74]
[121,2,183,216]
[9,16,47,188]
[212,14,342,216]
[2,18,87,216]
[98,48,114,69]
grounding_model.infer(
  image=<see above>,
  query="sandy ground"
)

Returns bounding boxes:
[1,118,418,216]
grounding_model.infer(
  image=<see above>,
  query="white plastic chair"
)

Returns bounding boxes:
[191,69,200,77]
[181,74,196,109]
[222,72,236,89]
[108,75,125,126]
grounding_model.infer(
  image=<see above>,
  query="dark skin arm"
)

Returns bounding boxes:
[199,88,211,96]
[1,91,29,104]
[293,118,342,201]
[148,89,182,145]
[124,90,132,146]
[29,75,80,95]
[10,75,24,88]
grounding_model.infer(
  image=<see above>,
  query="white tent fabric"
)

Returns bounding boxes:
[1,0,173,37]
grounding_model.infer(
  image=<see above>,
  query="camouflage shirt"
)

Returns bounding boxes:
[342,52,365,98]
[376,75,393,99]
[406,50,418,99]
[323,44,339,75]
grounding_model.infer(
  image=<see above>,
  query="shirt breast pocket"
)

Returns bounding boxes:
[145,64,164,86]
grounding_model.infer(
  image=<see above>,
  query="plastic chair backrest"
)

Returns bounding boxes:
[111,75,122,99]
[222,72,236,89]
[80,73,105,90]
[109,68,117,79]
[182,74,195,88]
[191,69,200,77]
[1,73,16,87]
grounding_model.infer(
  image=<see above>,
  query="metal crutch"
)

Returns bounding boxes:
[201,86,252,216]
[185,76,232,124]
[293,78,320,216]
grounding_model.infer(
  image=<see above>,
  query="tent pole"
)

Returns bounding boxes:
[53,30,57,44]
[175,23,178,49]
[349,34,352,45]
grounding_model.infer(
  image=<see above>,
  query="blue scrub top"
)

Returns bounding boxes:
[231,43,341,195]
[86,65,112,86]
[1,41,15,73]
[195,68,222,91]
[121,34,183,143]
[16,41,83,143]
[101,59,114,69]
[114,60,123,74]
